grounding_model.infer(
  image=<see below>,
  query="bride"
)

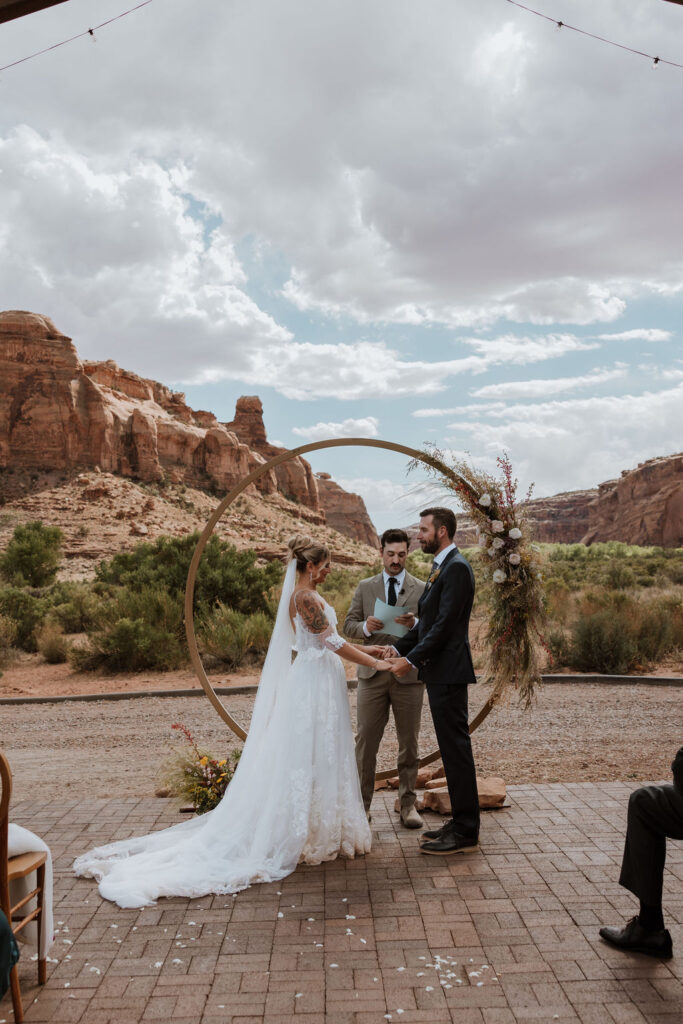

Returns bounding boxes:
[73,534,393,907]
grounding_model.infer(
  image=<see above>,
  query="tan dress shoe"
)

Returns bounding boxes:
[400,805,424,829]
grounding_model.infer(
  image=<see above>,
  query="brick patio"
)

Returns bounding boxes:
[3,783,682,1024]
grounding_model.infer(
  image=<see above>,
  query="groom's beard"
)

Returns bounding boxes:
[420,539,439,555]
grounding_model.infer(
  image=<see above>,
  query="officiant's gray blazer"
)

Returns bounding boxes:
[343,571,425,681]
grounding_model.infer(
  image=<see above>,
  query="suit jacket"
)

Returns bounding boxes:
[343,570,425,681]
[394,548,476,686]
[672,747,683,796]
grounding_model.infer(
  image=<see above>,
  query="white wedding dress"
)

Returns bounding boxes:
[73,561,371,908]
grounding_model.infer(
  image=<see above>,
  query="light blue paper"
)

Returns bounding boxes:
[373,597,409,638]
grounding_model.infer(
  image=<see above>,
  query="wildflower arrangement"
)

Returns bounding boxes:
[160,722,241,814]
[411,446,547,707]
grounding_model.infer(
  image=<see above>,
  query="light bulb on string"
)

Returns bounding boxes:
[88,28,96,42]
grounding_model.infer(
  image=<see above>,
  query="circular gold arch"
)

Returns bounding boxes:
[184,437,495,781]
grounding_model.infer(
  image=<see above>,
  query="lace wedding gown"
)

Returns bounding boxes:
[73,567,371,908]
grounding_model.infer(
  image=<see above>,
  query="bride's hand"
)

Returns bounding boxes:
[373,659,394,672]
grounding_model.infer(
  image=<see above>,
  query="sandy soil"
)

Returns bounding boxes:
[4,680,680,804]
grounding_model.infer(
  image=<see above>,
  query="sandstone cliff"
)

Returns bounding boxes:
[314,473,379,548]
[581,454,682,548]
[0,311,377,546]
[405,455,681,549]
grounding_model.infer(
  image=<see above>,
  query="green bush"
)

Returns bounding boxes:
[71,587,185,673]
[0,613,17,670]
[566,594,683,673]
[0,587,48,651]
[45,583,102,633]
[199,604,273,668]
[569,610,638,673]
[0,521,63,587]
[95,534,282,615]
[36,622,69,664]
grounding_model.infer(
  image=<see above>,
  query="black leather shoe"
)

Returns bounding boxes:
[419,831,479,856]
[419,818,453,842]
[599,917,673,959]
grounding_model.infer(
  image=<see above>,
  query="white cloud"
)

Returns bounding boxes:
[3,0,683,342]
[597,329,673,342]
[469,366,627,400]
[442,384,683,498]
[462,333,600,365]
[335,476,420,532]
[0,126,290,380]
[292,416,380,441]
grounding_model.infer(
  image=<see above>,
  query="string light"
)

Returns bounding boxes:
[0,0,154,74]
[504,0,683,69]
[0,0,680,75]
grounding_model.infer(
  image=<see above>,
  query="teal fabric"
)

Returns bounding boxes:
[0,908,19,998]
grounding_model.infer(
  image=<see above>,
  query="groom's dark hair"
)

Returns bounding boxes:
[380,528,409,549]
[420,506,456,539]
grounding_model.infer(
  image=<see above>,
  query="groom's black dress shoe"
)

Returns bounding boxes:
[419,829,479,856]
[599,917,673,959]
[420,818,453,842]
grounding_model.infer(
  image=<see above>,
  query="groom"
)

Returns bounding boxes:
[386,507,480,855]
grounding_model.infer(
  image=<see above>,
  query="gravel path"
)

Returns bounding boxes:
[4,682,680,802]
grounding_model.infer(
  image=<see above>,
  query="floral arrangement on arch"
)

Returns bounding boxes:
[411,446,547,707]
[159,722,241,814]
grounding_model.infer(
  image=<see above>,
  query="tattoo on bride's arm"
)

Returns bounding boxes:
[298,592,329,633]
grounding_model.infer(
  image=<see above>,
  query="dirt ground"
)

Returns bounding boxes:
[3,675,680,804]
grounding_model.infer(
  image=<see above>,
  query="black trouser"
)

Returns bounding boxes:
[619,784,683,905]
[426,682,480,838]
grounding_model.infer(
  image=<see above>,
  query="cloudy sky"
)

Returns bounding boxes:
[1,0,682,529]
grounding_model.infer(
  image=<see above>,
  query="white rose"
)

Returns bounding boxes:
[508,552,521,565]
[478,493,492,507]
[491,520,504,533]
[487,547,497,558]
[508,527,522,540]
[492,537,504,549]
[492,569,506,583]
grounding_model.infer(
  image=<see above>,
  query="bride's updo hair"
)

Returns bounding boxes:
[287,534,330,573]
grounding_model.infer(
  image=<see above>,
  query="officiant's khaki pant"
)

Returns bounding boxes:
[355,671,425,814]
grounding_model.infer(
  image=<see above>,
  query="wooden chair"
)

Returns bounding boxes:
[0,750,46,1024]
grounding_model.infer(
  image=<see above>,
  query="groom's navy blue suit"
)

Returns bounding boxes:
[394,547,480,837]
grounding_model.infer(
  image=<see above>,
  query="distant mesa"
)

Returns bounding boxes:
[0,310,378,547]
[405,451,682,549]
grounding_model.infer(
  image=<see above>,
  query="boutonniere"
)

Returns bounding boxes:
[427,568,440,587]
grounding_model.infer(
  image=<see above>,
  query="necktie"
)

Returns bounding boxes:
[387,576,398,605]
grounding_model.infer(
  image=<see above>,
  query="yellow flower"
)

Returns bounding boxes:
[199,756,208,766]
[218,759,227,766]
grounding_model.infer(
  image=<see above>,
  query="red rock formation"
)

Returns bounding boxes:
[405,456,681,549]
[581,454,682,547]
[0,311,380,545]
[0,311,274,499]
[226,396,320,511]
[315,473,379,548]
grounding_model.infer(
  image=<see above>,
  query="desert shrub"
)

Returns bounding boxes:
[0,521,63,587]
[199,604,273,668]
[36,622,69,664]
[0,587,47,651]
[95,533,282,615]
[567,593,683,673]
[71,587,185,672]
[0,613,17,670]
[569,610,638,674]
[605,561,636,590]
[45,584,102,633]
[547,628,571,668]
[320,564,379,625]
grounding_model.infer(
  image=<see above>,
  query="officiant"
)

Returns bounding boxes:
[344,529,426,828]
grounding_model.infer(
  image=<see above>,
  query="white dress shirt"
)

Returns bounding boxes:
[363,568,410,637]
